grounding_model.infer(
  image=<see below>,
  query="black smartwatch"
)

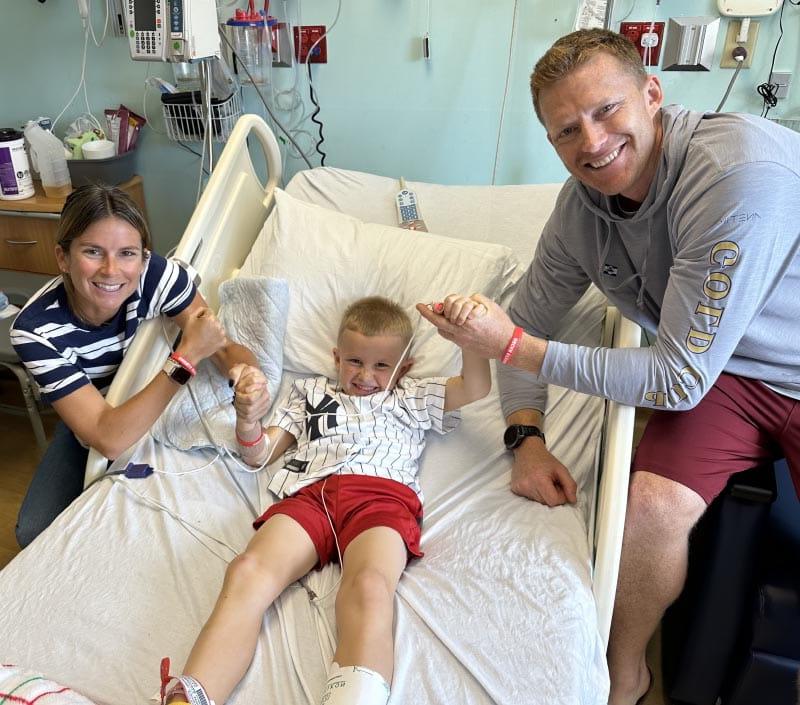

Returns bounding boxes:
[162,357,192,385]
[503,424,546,450]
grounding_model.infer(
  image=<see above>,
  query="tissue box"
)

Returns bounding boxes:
[66,149,137,187]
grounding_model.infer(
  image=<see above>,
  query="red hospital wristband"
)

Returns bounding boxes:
[236,430,265,447]
[501,326,523,364]
[169,352,197,376]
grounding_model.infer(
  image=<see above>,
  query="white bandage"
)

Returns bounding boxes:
[319,664,390,705]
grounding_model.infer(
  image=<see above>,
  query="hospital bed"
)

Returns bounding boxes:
[0,115,639,705]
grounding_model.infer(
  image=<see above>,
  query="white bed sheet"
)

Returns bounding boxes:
[0,166,611,704]
[0,363,607,705]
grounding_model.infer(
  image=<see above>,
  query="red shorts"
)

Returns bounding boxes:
[633,373,800,504]
[254,474,423,567]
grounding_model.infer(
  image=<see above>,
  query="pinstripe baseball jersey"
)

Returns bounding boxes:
[268,376,461,499]
[10,253,195,403]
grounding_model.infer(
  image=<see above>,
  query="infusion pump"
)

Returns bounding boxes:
[123,0,220,61]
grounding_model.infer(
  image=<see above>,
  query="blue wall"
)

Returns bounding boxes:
[1,0,798,252]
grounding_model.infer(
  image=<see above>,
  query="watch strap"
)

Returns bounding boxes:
[163,356,192,385]
[505,424,545,450]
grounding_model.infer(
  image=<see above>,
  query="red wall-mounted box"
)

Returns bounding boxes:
[620,21,665,66]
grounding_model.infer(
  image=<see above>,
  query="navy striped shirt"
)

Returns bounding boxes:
[10,253,195,403]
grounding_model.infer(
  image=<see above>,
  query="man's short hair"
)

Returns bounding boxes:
[339,296,413,344]
[530,28,647,124]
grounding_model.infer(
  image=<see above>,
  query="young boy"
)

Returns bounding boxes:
[162,295,490,705]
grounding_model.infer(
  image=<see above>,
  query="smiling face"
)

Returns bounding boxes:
[333,329,413,397]
[539,52,664,205]
[56,216,146,326]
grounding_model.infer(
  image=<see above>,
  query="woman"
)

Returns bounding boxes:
[10,184,269,548]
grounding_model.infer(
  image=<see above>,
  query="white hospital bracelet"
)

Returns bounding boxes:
[177,676,216,705]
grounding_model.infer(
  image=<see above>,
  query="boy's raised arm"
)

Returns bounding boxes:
[422,295,492,411]
[231,363,297,466]
[444,348,491,411]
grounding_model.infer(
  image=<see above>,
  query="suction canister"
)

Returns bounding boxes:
[0,128,35,200]
[226,9,274,85]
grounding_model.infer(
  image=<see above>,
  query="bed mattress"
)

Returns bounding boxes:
[0,358,607,704]
[0,166,610,704]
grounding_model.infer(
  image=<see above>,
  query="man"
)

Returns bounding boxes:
[418,28,800,705]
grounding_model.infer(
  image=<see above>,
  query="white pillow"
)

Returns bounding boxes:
[150,276,289,451]
[240,189,520,379]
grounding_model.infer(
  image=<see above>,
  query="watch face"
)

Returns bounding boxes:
[503,426,519,449]
[504,425,544,450]
[171,365,191,384]
[164,358,191,385]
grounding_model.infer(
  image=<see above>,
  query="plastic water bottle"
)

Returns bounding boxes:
[23,121,72,198]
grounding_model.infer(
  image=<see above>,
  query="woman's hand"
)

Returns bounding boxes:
[176,307,227,365]
[229,363,271,426]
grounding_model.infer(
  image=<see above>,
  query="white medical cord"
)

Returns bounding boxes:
[86,0,110,47]
[618,0,637,23]
[491,0,519,186]
[52,28,92,132]
[109,474,240,563]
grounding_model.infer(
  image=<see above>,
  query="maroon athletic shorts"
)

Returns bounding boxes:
[633,373,800,504]
[254,474,423,567]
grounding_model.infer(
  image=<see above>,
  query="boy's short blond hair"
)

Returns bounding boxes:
[338,296,413,344]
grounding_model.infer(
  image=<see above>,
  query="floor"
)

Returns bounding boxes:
[0,372,669,703]
[0,373,57,569]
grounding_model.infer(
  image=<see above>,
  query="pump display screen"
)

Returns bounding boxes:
[133,0,156,31]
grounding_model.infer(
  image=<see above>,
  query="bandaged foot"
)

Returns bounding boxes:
[320,664,390,705]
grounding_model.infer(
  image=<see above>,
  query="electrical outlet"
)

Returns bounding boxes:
[619,21,666,66]
[294,25,327,64]
[771,71,791,99]
[720,19,759,68]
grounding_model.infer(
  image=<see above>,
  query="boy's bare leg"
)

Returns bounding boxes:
[333,526,407,682]
[607,471,706,705]
[180,514,318,704]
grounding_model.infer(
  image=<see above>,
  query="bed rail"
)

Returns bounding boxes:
[593,308,641,647]
[84,114,282,487]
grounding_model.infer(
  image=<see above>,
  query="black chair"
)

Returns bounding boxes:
[661,459,800,705]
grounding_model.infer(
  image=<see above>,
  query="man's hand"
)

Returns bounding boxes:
[177,307,228,365]
[229,363,271,426]
[416,294,515,360]
[511,437,577,506]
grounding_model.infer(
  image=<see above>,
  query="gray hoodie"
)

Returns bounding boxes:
[498,104,800,418]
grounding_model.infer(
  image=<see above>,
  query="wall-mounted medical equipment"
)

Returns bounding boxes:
[661,17,720,71]
[123,0,220,62]
[619,21,665,67]
[224,9,276,84]
[717,0,783,15]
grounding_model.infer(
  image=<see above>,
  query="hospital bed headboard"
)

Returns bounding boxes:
[84,114,282,487]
